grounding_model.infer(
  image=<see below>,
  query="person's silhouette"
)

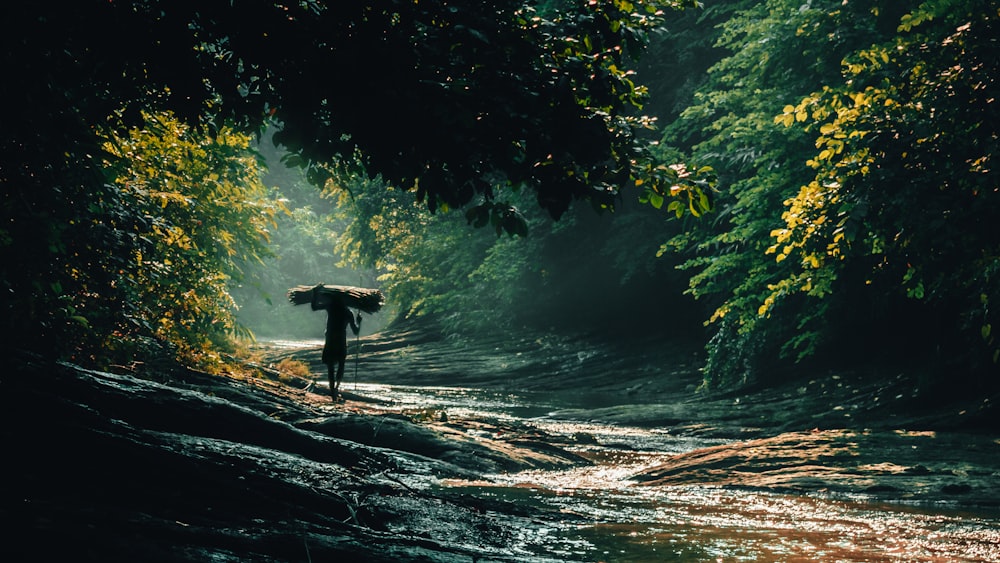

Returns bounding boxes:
[311,289,361,398]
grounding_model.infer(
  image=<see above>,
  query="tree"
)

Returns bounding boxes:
[2,1,707,363]
[329,160,535,332]
[769,0,1000,374]
[98,112,281,366]
[658,0,1000,387]
[657,0,905,386]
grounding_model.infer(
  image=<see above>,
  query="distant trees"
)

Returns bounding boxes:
[231,138,386,341]
[329,153,706,340]
[330,167,551,333]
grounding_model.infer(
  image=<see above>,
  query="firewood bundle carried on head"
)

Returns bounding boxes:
[287,284,385,314]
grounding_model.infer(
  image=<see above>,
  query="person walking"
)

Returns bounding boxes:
[311,288,361,398]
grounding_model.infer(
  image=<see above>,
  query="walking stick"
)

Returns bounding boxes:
[354,274,363,391]
[354,309,360,391]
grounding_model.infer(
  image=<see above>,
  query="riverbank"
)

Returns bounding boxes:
[4,351,584,562]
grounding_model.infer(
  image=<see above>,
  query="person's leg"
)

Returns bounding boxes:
[335,358,346,394]
[327,362,337,396]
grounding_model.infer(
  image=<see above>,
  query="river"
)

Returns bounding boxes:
[332,381,1000,562]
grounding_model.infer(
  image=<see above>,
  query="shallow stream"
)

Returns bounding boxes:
[341,381,1000,562]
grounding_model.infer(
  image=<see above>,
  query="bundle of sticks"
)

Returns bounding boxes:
[287,284,385,314]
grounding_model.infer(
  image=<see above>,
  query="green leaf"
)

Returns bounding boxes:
[688,195,701,217]
[667,200,683,218]
[698,190,710,212]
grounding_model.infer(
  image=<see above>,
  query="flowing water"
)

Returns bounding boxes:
[339,381,1000,563]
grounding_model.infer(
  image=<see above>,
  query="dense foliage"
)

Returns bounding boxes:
[4,0,996,392]
[328,155,706,341]
[658,0,893,384]
[769,0,1000,372]
[658,0,1000,385]
[333,0,999,390]
[97,113,282,365]
[3,1,705,367]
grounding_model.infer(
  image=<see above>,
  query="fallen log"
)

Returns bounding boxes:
[287,284,385,314]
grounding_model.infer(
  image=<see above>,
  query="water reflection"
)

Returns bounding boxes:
[348,382,1000,562]
[448,472,1000,562]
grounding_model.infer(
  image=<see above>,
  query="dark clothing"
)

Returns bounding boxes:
[311,292,361,395]
[320,302,358,364]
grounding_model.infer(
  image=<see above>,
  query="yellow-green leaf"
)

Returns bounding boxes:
[648,192,664,209]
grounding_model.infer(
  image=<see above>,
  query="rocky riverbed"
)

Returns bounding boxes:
[4,357,580,562]
[278,323,1000,509]
[5,323,1000,561]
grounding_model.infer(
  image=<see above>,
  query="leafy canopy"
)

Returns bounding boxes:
[3,1,709,363]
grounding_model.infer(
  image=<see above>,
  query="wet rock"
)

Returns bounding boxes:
[942,483,973,495]
[632,429,1000,507]
[2,358,568,562]
[297,412,584,474]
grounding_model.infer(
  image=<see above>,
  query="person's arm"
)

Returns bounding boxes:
[349,311,362,335]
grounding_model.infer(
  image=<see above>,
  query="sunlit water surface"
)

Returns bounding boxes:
[330,381,999,562]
